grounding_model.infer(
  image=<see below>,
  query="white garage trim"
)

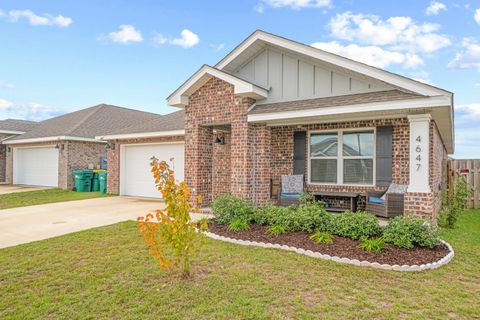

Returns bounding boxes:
[119,141,185,198]
[12,145,59,187]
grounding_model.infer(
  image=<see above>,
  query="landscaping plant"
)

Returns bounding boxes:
[228,218,250,232]
[309,231,333,244]
[359,237,386,253]
[137,158,205,277]
[212,193,255,224]
[383,214,440,249]
[440,176,471,228]
[330,211,382,240]
[266,224,287,236]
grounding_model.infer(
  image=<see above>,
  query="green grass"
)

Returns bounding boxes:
[1,210,479,319]
[0,188,113,210]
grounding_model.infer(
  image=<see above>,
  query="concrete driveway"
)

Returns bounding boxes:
[0,184,51,195]
[0,196,209,249]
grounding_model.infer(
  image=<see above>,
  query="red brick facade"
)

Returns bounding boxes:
[181,76,447,217]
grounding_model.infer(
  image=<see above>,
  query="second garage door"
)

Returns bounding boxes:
[13,146,59,187]
[120,142,185,198]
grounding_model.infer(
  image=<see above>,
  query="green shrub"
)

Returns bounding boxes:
[383,214,440,249]
[254,202,332,232]
[299,192,315,204]
[293,202,332,232]
[212,194,255,225]
[330,211,382,240]
[439,177,471,228]
[359,237,386,253]
[309,231,333,244]
[266,224,287,236]
[227,218,250,232]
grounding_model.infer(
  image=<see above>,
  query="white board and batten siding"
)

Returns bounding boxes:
[120,142,185,199]
[13,146,59,187]
[233,47,392,104]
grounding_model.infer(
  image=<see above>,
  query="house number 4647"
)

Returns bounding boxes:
[415,135,422,171]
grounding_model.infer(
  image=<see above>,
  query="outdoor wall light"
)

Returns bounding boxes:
[214,136,225,145]
[7,146,11,153]
[105,143,115,150]
[55,144,65,150]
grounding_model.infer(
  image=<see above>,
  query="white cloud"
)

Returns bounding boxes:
[0,82,14,89]
[254,3,265,13]
[311,41,424,69]
[448,38,480,71]
[456,103,480,118]
[475,9,480,24]
[107,25,143,44]
[210,43,225,51]
[153,29,200,48]
[426,2,447,16]
[5,9,72,27]
[260,0,331,9]
[0,99,63,121]
[328,12,451,53]
[170,29,199,48]
[475,83,480,87]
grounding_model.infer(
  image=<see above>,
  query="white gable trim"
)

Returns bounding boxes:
[3,136,106,145]
[96,129,185,141]
[167,65,269,108]
[0,130,25,135]
[248,95,451,123]
[216,30,451,97]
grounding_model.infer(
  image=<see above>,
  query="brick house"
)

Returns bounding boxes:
[165,30,454,217]
[2,104,160,189]
[0,119,38,183]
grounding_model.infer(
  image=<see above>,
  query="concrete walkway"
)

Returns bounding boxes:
[0,184,51,195]
[0,196,210,249]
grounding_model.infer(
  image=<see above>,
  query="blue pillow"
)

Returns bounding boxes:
[368,196,385,204]
[280,193,301,199]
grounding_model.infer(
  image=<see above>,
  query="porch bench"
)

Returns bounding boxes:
[312,191,360,212]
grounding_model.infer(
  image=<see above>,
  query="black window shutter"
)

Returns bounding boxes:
[376,126,393,186]
[293,131,306,175]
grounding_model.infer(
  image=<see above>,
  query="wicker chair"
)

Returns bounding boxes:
[279,175,304,206]
[366,190,404,218]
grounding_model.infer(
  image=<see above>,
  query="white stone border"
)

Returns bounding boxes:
[204,232,454,272]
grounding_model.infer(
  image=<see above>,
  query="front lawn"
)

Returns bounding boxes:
[1,210,479,319]
[0,189,113,210]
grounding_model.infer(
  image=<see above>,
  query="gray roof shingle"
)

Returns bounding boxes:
[104,110,185,135]
[0,119,38,132]
[248,90,423,115]
[8,104,161,141]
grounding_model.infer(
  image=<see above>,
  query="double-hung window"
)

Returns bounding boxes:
[309,129,375,185]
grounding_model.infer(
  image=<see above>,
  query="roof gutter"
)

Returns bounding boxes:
[96,129,185,141]
[3,136,107,145]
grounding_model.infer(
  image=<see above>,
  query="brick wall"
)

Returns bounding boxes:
[270,118,410,196]
[5,140,105,189]
[212,132,231,199]
[0,133,13,182]
[106,136,184,194]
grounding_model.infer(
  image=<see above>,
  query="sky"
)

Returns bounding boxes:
[0,0,479,158]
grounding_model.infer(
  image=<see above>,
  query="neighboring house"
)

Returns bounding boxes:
[2,104,160,189]
[102,30,454,217]
[0,119,39,182]
[97,110,184,198]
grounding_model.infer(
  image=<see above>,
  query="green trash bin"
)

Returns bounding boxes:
[92,172,100,192]
[73,170,93,192]
[98,171,107,194]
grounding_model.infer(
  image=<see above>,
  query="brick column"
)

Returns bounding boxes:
[251,124,272,205]
[185,123,213,206]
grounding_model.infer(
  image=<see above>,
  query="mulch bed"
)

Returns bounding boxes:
[208,221,449,266]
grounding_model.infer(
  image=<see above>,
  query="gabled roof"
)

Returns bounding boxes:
[216,30,452,97]
[0,119,38,134]
[4,104,161,144]
[167,65,269,107]
[97,110,185,140]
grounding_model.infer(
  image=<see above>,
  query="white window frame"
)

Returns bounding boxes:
[307,128,376,187]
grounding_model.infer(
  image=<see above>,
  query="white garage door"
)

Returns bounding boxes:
[13,147,59,187]
[120,143,185,198]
